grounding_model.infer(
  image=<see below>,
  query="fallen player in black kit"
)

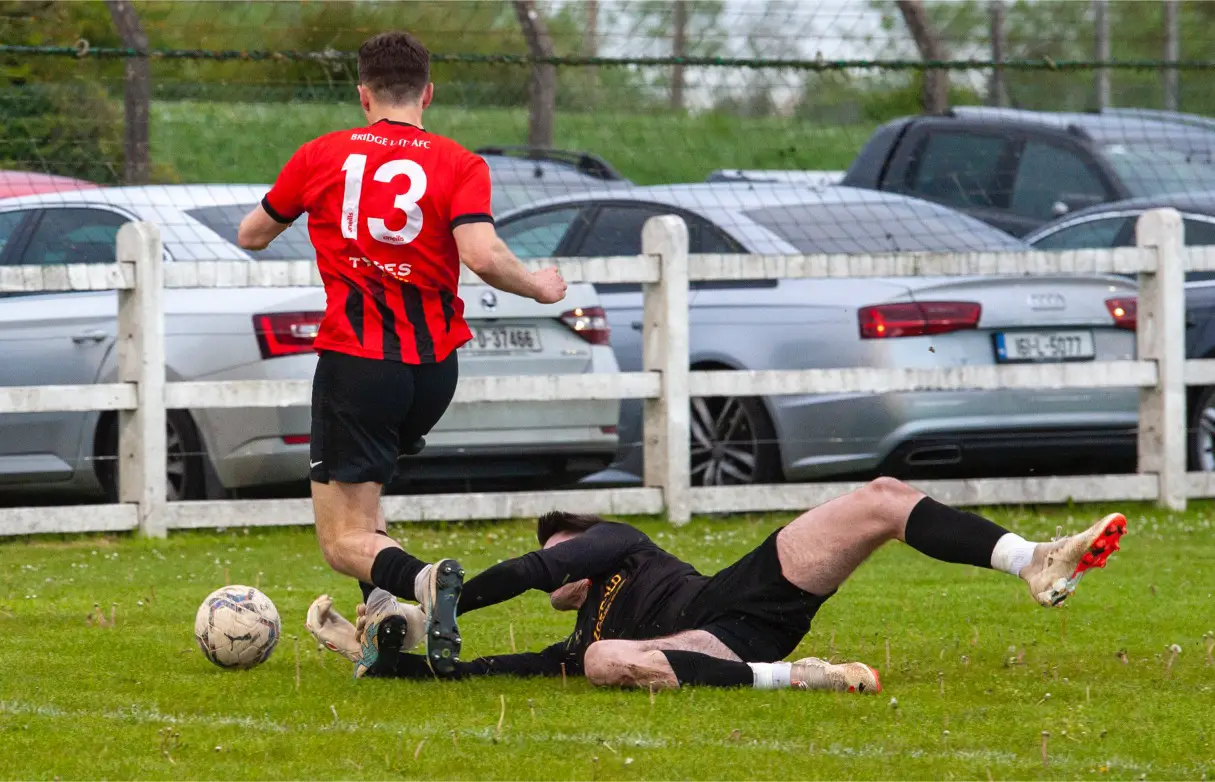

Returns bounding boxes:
[307,477,1126,692]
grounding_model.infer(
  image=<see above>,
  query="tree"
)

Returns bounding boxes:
[513,0,556,148]
[895,0,949,114]
[105,0,149,185]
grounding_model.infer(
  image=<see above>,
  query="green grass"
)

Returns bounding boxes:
[2,504,1213,780]
[151,101,874,186]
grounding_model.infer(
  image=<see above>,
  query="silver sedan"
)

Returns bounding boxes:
[0,185,619,502]
[496,183,1139,485]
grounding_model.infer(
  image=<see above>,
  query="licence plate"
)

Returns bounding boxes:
[994,330,1095,363]
[464,325,543,354]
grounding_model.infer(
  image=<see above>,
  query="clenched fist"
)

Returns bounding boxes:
[531,266,567,304]
[549,578,590,611]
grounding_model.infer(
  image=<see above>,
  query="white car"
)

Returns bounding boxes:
[0,185,619,501]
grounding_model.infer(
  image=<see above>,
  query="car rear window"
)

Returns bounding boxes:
[185,204,315,261]
[743,203,1026,254]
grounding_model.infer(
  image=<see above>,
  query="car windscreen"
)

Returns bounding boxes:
[184,204,315,261]
[1105,144,1215,197]
[742,203,1026,253]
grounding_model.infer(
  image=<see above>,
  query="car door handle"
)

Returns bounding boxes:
[631,321,643,331]
[71,330,108,345]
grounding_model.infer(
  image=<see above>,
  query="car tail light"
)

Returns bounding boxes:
[281,435,310,445]
[1106,297,1137,331]
[254,311,323,358]
[560,306,610,345]
[858,301,982,339]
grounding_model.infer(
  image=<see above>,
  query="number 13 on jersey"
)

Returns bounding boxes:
[341,153,428,245]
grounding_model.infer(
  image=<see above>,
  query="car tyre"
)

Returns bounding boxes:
[98,410,207,502]
[1189,386,1215,472]
[688,395,781,486]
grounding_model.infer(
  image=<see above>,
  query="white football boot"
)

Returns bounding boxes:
[305,594,361,662]
[790,657,882,694]
[1021,512,1127,607]
[352,588,425,678]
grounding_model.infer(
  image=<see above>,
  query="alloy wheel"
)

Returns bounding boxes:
[689,396,760,486]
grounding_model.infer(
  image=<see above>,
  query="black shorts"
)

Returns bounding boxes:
[691,528,832,663]
[309,350,459,485]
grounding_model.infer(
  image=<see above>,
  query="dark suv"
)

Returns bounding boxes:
[841,107,1215,236]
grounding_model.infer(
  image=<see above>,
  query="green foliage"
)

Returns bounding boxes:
[2,504,1213,779]
[0,84,124,183]
[150,100,874,187]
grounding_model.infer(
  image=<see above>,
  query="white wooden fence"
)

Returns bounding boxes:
[0,208,1210,537]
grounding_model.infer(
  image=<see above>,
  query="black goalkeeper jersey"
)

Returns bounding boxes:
[455,522,713,674]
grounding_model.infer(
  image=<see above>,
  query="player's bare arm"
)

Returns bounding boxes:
[236,204,291,251]
[454,221,567,304]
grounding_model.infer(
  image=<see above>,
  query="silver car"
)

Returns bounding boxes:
[0,185,618,501]
[496,183,1139,485]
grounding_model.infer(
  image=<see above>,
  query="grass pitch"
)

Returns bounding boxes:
[2,503,1213,780]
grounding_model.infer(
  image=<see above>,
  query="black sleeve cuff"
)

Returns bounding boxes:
[261,195,301,224]
[451,213,495,229]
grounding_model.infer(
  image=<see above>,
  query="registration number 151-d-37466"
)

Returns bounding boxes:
[994,330,1096,363]
[463,325,543,354]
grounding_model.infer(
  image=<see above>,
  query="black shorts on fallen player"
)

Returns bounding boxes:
[689,528,833,663]
[309,349,458,485]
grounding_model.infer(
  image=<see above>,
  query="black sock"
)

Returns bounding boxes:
[662,651,754,688]
[370,547,426,602]
[360,530,395,602]
[904,496,1009,569]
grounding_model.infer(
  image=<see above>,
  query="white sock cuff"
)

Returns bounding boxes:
[747,661,792,690]
[990,533,1036,577]
[413,563,432,604]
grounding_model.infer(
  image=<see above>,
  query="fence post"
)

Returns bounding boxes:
[117,222,167,537]
[1136,208,1186,511]
[641,215,690,525]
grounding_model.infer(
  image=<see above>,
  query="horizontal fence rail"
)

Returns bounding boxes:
[0,209,1209,536]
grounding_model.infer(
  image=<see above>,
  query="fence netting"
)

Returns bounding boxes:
[1,0,1213,499]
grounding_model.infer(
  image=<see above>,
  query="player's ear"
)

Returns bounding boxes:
[421,82,434,110]
[357,84,373,115]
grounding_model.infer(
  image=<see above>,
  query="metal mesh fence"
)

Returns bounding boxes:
[2,0,1215,502]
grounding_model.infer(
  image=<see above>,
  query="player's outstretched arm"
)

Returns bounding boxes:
[454,222,567,304]
[237,204,291,251]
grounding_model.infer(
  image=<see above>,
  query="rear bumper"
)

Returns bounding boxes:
[876,426,1137,478]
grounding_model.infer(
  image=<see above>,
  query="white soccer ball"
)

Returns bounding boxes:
[194,585,281,669]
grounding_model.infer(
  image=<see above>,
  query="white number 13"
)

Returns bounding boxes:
[340,153,428,245]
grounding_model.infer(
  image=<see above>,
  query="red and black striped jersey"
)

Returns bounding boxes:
[263,119,492,363]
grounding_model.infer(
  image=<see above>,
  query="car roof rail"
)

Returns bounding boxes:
[1101,107,1215,132]
[474,146,626,181]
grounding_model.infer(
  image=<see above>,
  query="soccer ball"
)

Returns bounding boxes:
[194,585,281,669]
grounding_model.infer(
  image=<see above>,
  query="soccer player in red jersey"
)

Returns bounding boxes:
[236,31,567,676]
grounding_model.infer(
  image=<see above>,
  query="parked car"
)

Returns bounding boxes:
[496,183,1140,486]
[706,170,844,187]
[841,106,1215,236]
[478,146,631,214]
[0,171,97,199]
[1026,189,1215,471]
[0,185,618,502]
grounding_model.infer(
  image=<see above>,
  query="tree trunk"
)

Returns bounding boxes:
[988,0,1008,107]
[671,0,688,110]
[513,0,556,149]
[106,0,150,185]
[1163,0,1180,111]
[896,0,949,115]
[1092,0,1110,110]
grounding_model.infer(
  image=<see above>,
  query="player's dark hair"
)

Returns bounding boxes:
[357,31,431,105]
[537,511,606,546]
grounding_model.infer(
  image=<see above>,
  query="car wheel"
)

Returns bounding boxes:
[98,411,206,501]
[688,395,780,486]
[1189,386,1215,472]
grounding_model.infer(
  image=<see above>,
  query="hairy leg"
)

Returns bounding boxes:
[582,630,739,689]
[776,477,926,595]
[311,479,398,582]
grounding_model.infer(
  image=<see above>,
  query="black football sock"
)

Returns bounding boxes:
[904,496,1010,570]
[370,547,427,602]
[662,651,754,688]
[359,530,395,602]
